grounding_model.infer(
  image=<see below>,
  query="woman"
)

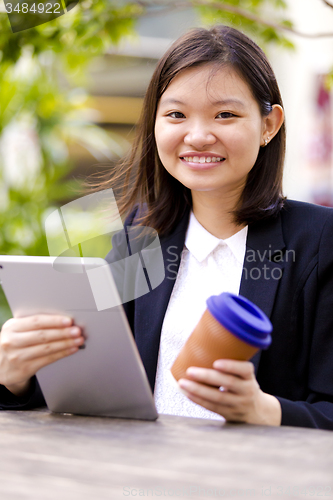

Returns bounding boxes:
[1,25,333,429]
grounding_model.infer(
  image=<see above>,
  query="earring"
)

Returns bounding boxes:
[264,137,270,147]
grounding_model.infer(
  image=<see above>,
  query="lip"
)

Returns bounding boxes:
[179,153,226,170]
[179,152,225,159]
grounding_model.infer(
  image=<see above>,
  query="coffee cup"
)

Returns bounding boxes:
[171,292,272,381]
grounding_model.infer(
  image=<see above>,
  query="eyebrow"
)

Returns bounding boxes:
[159,98,246,108]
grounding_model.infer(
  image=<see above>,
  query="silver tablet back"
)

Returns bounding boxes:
[0,255,158,420]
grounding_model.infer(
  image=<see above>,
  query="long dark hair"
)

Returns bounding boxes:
[99,25,286,235]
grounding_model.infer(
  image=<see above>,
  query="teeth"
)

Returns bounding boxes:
[182,156,224,163]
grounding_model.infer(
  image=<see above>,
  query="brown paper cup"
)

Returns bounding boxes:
[171,309,259,381]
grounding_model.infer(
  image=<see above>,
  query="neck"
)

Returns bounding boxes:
[191,191,245,239]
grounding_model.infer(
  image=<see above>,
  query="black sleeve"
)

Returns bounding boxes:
[0,376,46,410]
[277,396,333,430]
[277,212,333,430]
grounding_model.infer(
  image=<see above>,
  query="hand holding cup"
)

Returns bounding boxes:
[171,292,272,382]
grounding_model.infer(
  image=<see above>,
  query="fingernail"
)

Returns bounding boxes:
[74,336,84,345]
[70,327,80,336]
[179,379,191,389]
[62,317,72,325]
[214,360,226,369]
[186,367,199,376]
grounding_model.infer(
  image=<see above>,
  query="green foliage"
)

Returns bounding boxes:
[0,1,140,69]
[195,0,294,50]
[1,51,80,255]
[0,1,134,255]
[0,2,140,326]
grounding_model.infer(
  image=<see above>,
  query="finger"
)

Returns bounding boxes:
[9,336,85,364]
[3,315,73,333]
[179,378,237,406]
[29,344,81,376]
[185,366,243,394]
[5,326,82,348]
[2,340,83,388]
[186,391,246,422]
[212,359,255,380]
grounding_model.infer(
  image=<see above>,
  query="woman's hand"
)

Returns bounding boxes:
[0,315,85,397]
[178,359,282,426]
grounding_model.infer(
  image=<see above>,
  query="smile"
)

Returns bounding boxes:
[180,156,225,163]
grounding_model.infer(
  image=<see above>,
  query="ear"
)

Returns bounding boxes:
[261,105,284,147]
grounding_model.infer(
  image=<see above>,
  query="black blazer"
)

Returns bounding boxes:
[1,199,333,430]
[107,198,333,430]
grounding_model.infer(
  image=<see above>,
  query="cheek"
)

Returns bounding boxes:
[227,123,261,156]
[154,127,177,173]
[155,122,183,156]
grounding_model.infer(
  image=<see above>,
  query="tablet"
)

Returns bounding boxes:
[0,255,158,421]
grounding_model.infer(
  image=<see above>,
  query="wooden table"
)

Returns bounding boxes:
[0,410,332,499]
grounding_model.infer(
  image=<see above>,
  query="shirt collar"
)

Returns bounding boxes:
[185,211,248,264]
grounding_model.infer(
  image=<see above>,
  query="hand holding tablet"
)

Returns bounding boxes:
[0,313,84,397]
[0,255,157,420]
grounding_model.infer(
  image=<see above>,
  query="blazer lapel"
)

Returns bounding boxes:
[134,209,190,391]
[240,212,286,372]
[134,208,286,389]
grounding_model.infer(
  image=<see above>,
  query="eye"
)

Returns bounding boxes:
[167,111,185,119]
[216,112,236,119]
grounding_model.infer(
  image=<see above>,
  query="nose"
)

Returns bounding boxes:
[184,121,217,149]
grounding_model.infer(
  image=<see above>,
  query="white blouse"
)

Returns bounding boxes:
[154,211,248,420]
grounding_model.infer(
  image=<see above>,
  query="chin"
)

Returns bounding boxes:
[187,185,219,193]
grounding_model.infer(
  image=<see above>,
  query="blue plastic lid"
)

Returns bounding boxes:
[206,292,272,349]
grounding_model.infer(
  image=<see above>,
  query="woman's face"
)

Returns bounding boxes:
[154,64,267,199]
